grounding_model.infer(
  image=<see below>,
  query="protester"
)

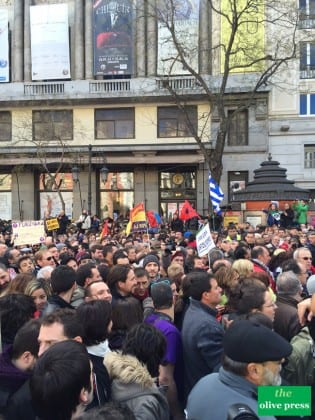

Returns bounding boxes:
[186,320,292,420]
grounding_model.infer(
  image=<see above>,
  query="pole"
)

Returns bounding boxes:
[88,144,92,214]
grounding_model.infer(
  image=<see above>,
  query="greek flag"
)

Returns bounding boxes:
[209,173,224,213]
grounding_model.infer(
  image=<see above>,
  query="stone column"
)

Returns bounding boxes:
[74,0,84,79]
[135,0,145,76]
[24,0,31,81]
[85,0,93,79]
[200,0,211,74]
[147,0,157,76]
[12,0,23,81]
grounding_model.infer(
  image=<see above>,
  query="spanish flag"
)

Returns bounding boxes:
[126,203,147,235]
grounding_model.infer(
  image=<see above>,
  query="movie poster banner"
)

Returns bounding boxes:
[0,9,9,82]
[30,3,71,81]
[157,0,199,75]
[93,0,133,76]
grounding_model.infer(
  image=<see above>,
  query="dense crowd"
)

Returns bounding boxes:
[0,207,315,420]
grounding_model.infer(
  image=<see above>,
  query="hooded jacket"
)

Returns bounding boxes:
[104,352,169,420]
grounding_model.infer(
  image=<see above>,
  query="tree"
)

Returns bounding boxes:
[146,0,299,184]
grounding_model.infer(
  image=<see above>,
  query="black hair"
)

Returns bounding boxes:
[41,308,83,340]
[77,401,135,420]
[12,319,41,359]
[30,340,92,420]
[50,265,76,294]
[76,262,97,287]
[185,271,212,301]
[107,264,132,288]
[228,278,267,315]
[76,300,112,346]
[112,250,128,265]
[97,264,110,283]
[0,294,36,346]
[122,323,166,378]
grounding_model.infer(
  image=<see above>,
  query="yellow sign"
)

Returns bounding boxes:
[46,218,59,231]
[224,215,240,227]
[221,0,265,73]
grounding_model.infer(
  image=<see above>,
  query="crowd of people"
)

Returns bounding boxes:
[0,207,315,419]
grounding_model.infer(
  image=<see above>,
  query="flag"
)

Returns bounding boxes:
[100,220,109,239]
[179,200,201,221]
[126,202,147,235]
[209,172,224,214]
[146,211,158,228]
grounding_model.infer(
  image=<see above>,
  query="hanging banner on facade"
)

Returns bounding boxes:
[93,0,133,76]
[12,221,46,246]
[30,3,71,80]
[0,9,9,82]
[157,0,199,75]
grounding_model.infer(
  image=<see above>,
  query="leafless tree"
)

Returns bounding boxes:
[145,0,300,184]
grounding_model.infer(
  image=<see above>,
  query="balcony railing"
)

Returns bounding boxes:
[89,80,131,93]
[300,65,315,79]
[299,13,315,29]
[156,77,198,90]
[24,83,65,95]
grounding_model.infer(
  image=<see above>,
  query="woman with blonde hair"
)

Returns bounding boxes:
[232,258,254,278]
[25,278,51,316]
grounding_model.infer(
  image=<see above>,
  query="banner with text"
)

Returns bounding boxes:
[30,3,71,80]
[12,221,46,246]
[196,223,215,257]
[93,0,133,76]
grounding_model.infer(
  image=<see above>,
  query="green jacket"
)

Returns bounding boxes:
[282,326,315,386]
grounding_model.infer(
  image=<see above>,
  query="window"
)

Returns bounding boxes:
[304,145,315,168]
[300,43,315,78]
[300,94,315,115]
[157,106,197,138]
[227,110,248,146]
[95,108,134,139]
[39,173,74,219]
[33,110,73,141]
[0,112,11,141]
[100,172,134,219]
[299,0,315,29]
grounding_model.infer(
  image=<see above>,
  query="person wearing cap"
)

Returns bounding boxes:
[186,320,292,420]
[145,281,185,419]
[142,254,161,283]
[181,271,224,396]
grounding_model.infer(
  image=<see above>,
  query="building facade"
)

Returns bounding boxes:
[0,0,304,222]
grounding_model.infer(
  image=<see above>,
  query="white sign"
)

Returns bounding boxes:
[0,192,11,220]
[157,0,199,75]
[196,223,215,257]
[0,9,9,82]
[30,4,71,80]
[12,220,46,246]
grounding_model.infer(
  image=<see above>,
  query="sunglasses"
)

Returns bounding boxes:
[45,256,54,261]
[302,257,312,261]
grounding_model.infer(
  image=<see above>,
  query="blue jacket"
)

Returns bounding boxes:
[181,298,224,395]
[186,367,276,420]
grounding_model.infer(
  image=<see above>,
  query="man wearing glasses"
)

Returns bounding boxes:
[34,249,56,275]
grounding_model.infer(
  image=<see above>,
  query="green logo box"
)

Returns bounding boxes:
[258,386,311,416]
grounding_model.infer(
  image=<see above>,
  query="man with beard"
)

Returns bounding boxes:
[186,320,292,420]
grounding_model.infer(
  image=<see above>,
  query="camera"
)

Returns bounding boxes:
[227,403,259,420]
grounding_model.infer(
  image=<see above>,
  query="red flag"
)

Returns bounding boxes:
[179,200,200,221]
[146,211,158,227]
[100,220,109,239]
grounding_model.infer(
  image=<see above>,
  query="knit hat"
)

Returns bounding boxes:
[223,320,292,363]
[143,254,160,269]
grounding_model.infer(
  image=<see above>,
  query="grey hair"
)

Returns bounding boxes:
[277,271,301,296]
[222,354,249,377]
